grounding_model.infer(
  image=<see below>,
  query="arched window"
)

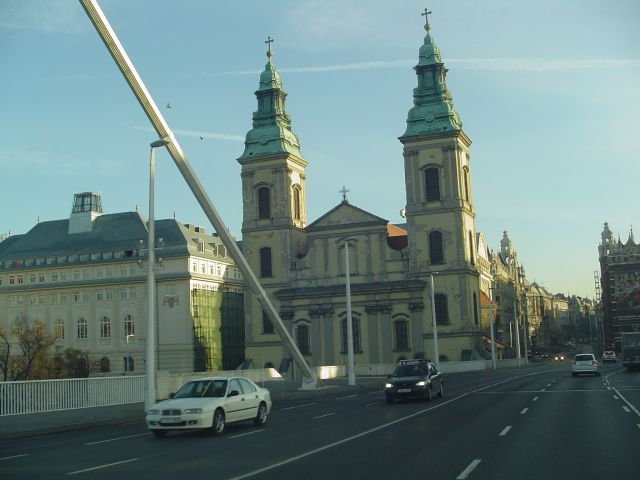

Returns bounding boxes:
[124,314,135,336]
[468,230,475,265]
[463,166,470,202]
[424,167,441,202]
[100,357,110,373]
[434,294,450,325]
[100,316,111,338]
[394,320,409,351]
[293,186,301,220]
[473,292,479,325]
[258,186,271,219]
[341,317,361,354]
[77,317,88,339]
[296,324,310,355]
[55,319,65,339]
[260,247,272,277]
[262,311,274,334]
[429,231,444,265]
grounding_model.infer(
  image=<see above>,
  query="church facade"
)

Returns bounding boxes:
[238,15,484,371]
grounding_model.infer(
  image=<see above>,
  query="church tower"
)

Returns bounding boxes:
[400,11,481,359]
[238,38,308,359]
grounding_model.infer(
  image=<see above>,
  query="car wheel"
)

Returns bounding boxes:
[151,429,167,438]
[386,395,394,405]
[212,408,225,435]
[254,402,268,426]
[438,381,444,398]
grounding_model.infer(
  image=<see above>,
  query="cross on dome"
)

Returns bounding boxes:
[265,36,274,59]
[421,8,432,31]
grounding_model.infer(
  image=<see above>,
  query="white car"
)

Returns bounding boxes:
[146,376,272,438]
[571,353,600,376]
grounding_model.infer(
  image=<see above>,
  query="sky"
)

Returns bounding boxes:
[1,0,639,298]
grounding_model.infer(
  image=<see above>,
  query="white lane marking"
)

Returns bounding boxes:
[520,408,528,414]
[0,454,29,461]
[546,384,552,387]
[365,402,380,407]
[499,426,512,436]
[281,402,317,411]
[613,395,619,400]
[622,406,631,413]
[637,424,640,429]
[68,458,138,475]
[85,433,150,445]
[607,387,611,390]
[226,372,550,480]
[457,459,482,479]
[532,396,538,402]
[229,430,264,439]
[313,413,335,419]
[335,394,358,400]
[611,388,640,418]
[368,391,381,395]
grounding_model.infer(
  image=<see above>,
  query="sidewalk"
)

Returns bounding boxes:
[0,377,382,442]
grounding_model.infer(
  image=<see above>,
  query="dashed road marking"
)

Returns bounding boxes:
[520,408,529,414]
[68,458,138,475]
[365,402,380,407]
[336,394,358,400]
[229,430,264,439]
[0,454,28,461]
[313,412,335,419]
[532,396,538,402]
[623,406,631,413]
[613,395,619,400]
[457,459,482,479]
[85,433,150,445]
[281,402,317,411]
[499,426,512,436]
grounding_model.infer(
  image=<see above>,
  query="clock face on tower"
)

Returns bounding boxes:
[425,113,434,122]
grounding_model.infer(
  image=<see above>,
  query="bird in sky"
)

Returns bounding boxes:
[166,102,172,109]
[199,136,204,140]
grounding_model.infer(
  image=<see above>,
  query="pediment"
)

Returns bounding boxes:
[307,202,387,232]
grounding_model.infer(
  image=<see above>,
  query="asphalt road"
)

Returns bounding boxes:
[1,362,638,480]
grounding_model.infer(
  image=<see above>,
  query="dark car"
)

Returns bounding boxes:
[384,359,444,404]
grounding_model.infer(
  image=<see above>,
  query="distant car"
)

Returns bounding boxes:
[554,354,565,362]
[146,376,272,438]
[602,351,617,363]
[571,354,600,376]
[385,359,444,404]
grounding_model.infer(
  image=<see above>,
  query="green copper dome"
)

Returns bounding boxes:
[401,19,462,139]
[239,53,302,160]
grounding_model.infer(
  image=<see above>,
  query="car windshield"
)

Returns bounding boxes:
[393,365,425,377]
[575,355,593,362]
[173,379,228,399]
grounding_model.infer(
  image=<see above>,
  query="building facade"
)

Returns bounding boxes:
[239,16,484,370]
[0,193,244,377]
[599,222,640,351]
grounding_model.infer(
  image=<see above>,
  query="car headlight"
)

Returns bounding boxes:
[148,409,159,415]
[385,383,393,389]
[183,408,203,415]
[415,381,427,387]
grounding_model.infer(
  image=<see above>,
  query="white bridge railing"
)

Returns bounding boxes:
[0,376,144,416]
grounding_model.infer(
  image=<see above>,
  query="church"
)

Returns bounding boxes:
[238,13,483,370]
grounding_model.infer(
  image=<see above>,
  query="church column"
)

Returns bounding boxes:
[365,305,380,363]
[409,302,425,357]
[321,308,335,365]
[308,308,323,365]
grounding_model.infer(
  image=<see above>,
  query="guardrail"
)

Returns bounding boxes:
[0,376,144,416]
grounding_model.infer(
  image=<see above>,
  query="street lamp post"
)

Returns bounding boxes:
[429,273,440,369]
[344,238,355,386]
[488,282,497,370]
[146,139,168,412]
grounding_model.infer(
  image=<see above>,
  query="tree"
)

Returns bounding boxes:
[0,327,11,381]
[51,348,95,378]
[9,317,57,380]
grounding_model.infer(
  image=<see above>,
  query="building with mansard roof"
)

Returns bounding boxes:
[238,15,485,370]
[598,222,640,351]
[0,192,245,377]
